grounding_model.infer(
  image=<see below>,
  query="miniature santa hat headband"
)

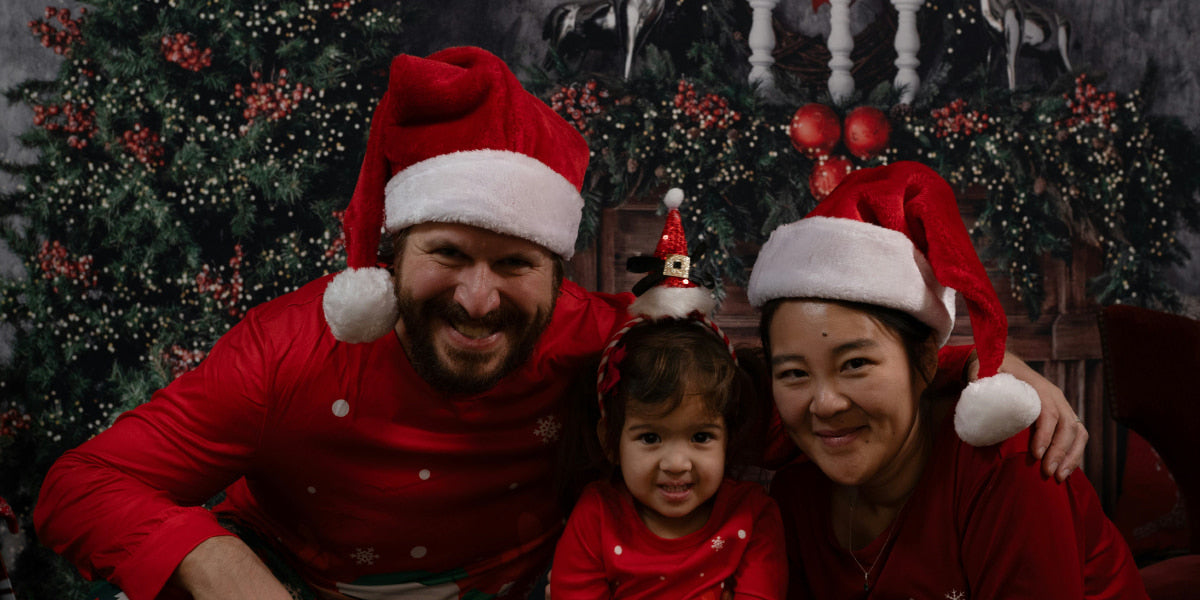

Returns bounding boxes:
[596,189,734,414]
[323,46,589,343]
[747,161,1039,446]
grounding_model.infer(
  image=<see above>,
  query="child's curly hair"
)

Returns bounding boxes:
[557,319,764,512]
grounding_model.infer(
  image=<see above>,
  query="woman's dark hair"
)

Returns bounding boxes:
[758,297,937,386]
[557,319,763,512]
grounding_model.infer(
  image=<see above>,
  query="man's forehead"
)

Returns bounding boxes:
[407,222,556,257]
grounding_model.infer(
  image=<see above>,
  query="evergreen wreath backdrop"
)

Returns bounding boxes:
[1,0,1198,595]
[531,0,1200,316]
[1,0,410,594]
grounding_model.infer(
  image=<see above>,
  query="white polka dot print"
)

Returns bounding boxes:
[331,399,350,417]
[418,469,431,480]
[306,486,316,494]
[738,529,747,539]
[613,545,623,555]
[411,546,428,558]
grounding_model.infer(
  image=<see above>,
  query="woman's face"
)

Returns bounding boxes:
[768,300,930,489]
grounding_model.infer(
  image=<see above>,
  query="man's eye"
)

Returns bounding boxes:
[433,247,464,259]
[498,257,533,269]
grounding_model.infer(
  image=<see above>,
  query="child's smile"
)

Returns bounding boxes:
[616,392,727,539]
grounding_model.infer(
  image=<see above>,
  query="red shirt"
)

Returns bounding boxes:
[771,419,1149,600]
[34,275,632,600]
[552,479,787,599]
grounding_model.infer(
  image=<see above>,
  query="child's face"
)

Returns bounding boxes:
[616,391,727,539]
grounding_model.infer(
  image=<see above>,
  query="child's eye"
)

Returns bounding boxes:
[692,432,716,443]
[637,433,661,444]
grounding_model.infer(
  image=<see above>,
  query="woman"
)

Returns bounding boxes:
[748,162,1147,599]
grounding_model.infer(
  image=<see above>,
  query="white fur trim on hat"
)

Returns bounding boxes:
[954,372,1042,446]
[384,149,583,259]
[748,216,957,345]
[323,267,399,343]
[629,285,716,320]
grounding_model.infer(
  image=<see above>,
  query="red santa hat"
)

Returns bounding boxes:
[747,161,1040,446]
[597,189,732,413]
[322,46,589,343]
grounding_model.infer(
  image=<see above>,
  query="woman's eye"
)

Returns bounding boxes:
[776,368,808,381]
[843,357,870,371]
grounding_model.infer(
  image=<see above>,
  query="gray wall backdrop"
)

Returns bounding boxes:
[3,0,1199,291]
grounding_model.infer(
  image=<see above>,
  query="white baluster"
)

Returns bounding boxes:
[892,0,922,104]
[747,0,780,93]
[826,0,854,104]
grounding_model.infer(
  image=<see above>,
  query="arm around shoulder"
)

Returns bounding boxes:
[958,450,1091,599]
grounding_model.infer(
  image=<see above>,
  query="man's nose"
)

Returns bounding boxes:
[453,264,501,318]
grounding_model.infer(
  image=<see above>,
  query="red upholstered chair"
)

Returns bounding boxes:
[1099,304,1200,598]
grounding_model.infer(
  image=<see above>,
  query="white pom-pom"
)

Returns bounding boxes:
[629,285,715,320]
[322,267,399,343]
[954,372,1042,446]
[663,188,684,209]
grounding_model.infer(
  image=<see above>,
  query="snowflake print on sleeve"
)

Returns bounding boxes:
[533,415,561,444]
[351,547,379,566]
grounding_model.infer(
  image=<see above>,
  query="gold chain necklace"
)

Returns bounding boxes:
[846,489,907,593]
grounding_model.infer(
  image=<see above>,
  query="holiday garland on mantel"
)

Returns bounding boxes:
[1,0,410,593]
[531,0,1200,317]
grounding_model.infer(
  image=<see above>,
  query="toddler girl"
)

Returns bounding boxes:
[550,190,786,600]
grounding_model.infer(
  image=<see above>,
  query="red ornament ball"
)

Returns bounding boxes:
[843,106,892,159]
[789,103,841,158]
[809,155,854,201]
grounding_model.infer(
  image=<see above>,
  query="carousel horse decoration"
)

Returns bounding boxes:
[543,0,666,78]
[980,0,1073,90]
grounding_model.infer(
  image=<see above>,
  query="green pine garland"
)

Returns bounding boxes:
[531,0,1200,318]
[1,0,411,594]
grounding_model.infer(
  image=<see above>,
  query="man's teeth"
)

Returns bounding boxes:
[454,323,495,338]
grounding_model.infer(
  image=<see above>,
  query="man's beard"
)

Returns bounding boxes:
[396,290,556,395]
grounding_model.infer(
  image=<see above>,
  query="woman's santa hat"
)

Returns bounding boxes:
[322,46,589,343]
[747,161,1040,446]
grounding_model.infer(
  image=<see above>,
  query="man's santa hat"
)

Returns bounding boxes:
[322,46,589,343]
[596,189,733,412]
[747,161,1040,446]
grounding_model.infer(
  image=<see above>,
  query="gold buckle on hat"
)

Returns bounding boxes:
[662,254,690,278]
